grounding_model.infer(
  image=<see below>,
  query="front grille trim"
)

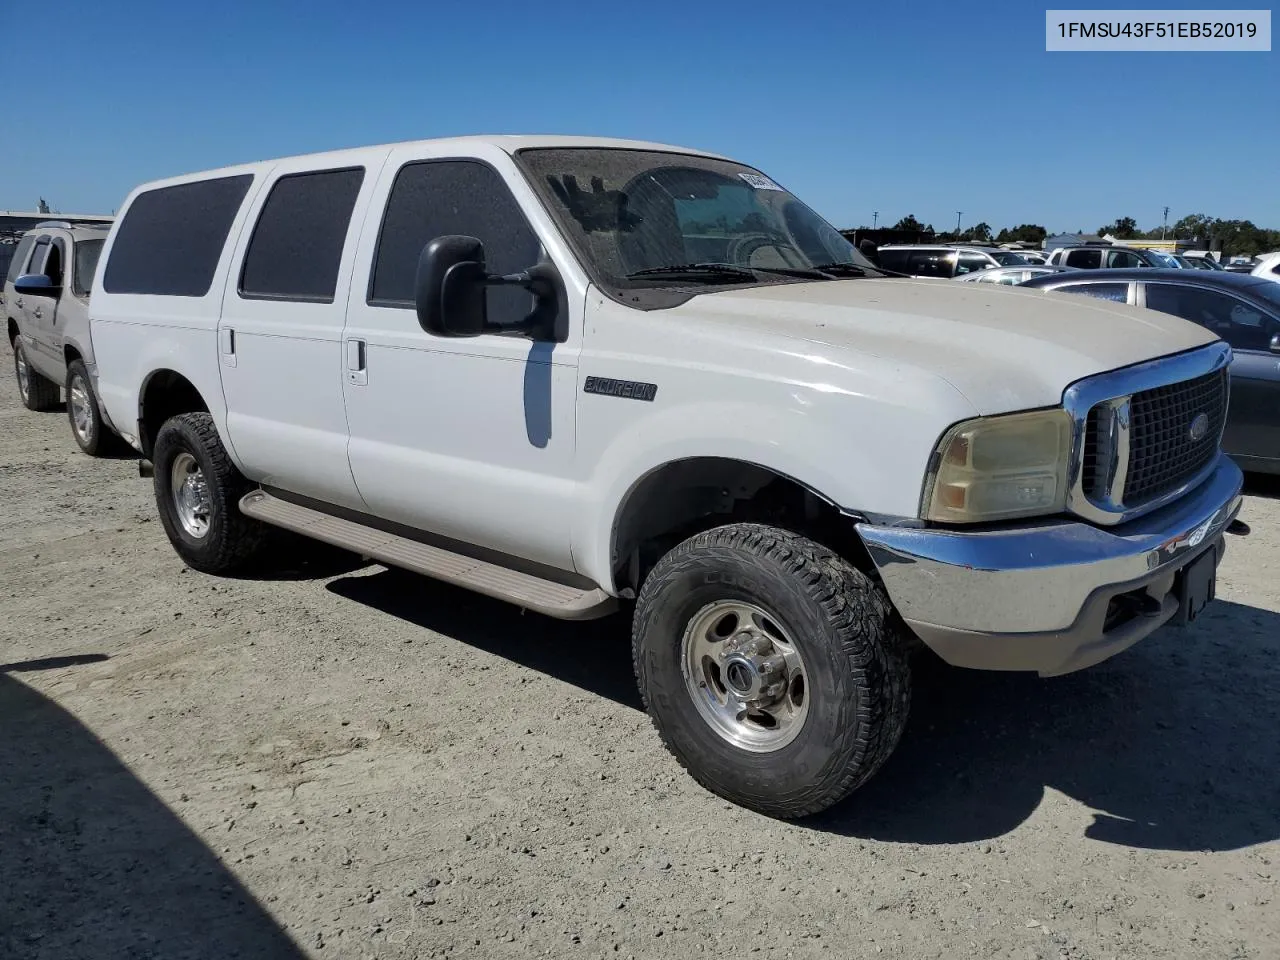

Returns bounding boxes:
[1062,342,1232,527]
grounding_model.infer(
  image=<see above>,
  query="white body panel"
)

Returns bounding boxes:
[215,150,390,511]
[88,134,1223,597]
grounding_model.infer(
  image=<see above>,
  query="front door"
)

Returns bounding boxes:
[341,147,583,571]
[217,161,376,511]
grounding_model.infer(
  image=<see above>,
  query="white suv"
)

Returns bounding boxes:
[88,136,1245,817]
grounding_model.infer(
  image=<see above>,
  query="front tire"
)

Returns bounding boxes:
[65,360,123,456]
[632,523,911,818]
[14,340,60,411]
[152,412,266,574]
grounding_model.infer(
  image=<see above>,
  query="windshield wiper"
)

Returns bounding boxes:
[626,263,759,283]
[809,262,871,277]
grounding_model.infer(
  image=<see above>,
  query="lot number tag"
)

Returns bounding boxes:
[738,173,783,190]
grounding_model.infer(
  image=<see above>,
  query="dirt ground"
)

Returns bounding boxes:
[2,340,1278,960]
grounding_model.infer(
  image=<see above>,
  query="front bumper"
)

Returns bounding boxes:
[856,454,1244,676]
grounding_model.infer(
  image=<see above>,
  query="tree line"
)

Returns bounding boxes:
[873,214,1279,256]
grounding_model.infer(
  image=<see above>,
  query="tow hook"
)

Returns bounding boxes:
[1226,519,1250,537]
[138,460,154,478]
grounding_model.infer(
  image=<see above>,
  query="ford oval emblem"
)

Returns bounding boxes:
[1189,412,1210,442]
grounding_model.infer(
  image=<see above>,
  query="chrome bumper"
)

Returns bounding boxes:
[856,455,1244,676]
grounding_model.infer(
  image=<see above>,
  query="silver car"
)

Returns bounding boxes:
[3,220,122,455]
[953,264,1077,285]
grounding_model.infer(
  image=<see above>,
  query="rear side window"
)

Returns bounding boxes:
[73,239,105,297]
[369,160,540,326]
[1065,248,1102,269]
[955,253,990,276]
[5,234,36,282]
[239,167,365,302]
[1053,281,1129,303]
[104,174,253,297]
[1107,249,1144,268]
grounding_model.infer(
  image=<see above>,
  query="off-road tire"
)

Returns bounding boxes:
[65,359,124,457]
[14,340,60,411]
[152,412,266,574]
[632,523,911,818]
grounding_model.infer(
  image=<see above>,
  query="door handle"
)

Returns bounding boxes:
[219,327,237,367]
[33,307,43,319]
[15,297,23,308]
[345,338,367,386]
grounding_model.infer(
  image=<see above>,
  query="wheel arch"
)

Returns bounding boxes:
[137,368,212,460]
[606,455,874,597]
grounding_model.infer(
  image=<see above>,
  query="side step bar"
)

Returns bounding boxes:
[239,490,617,621]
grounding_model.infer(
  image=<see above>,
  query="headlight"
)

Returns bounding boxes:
[922,408,1073,523]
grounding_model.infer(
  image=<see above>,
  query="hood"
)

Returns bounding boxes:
[671,278,1218,414]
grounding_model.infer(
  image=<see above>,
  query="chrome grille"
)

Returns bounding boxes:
[1122,369,1227,504]
[1064,342,1232,526]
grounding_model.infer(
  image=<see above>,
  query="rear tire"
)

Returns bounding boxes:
[632,523,911,818]
[14,340,59,412]
[65,360,124,456]
[152,412,266,574]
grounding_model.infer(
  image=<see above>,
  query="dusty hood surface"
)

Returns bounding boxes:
[676,278,1218,414]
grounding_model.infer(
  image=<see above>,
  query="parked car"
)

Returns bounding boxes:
[88,136,1245,817]
[1015,251,1048,264]
[877,244,1028,278]
[1018,268,1280,474]
[1249,251,1280,283]
[4,220,122,454]
[953,264,1076,285]
[1183,251,1225,270]
[1045,244,1165,269]
[1225,258,1259,274]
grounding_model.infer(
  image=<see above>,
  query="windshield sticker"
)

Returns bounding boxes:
[737,172,783,191]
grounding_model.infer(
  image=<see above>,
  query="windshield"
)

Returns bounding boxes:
[1146,250,1178,267]
[515,148,881,304]
[991,251,1029,265]
[73,239,104,297]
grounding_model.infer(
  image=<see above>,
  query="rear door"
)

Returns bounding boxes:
[217,157,382,511]
[1142,282,1280,469]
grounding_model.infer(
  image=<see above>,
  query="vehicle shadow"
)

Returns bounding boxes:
[326,568,642,709]
[812,598,1280,851]
[0,660,305,959]
[328,571,1280,852]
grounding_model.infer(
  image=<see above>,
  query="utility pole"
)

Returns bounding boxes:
[1161,205,1169,240]
[956,211,963,237]
[872,211,878,229]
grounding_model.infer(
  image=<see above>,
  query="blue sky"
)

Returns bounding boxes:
[1,0,1275,232]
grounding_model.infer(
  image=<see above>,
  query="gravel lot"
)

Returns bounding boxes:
[2,338,1278,960]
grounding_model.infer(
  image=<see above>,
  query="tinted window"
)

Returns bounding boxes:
[73,239,104,297]
[25,238,50,277]
[5,234,36,282]
[878,250,952,278]
[1064,248,1102,269]
[955,253,991,276]
[1145,283,1280,351]
[44,239,65,287]
[104,174,253,297]
[1107,249,1145,268]
[240,167,364,302]
[992,251,1028,265]
[370,160,540,325]
[1054,281,1129,303]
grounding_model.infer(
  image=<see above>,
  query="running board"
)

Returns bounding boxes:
[239,490,616,621]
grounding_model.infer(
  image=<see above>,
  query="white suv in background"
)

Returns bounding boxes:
[4,220,121,454]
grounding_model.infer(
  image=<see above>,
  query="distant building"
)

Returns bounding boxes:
[1,211,113,237]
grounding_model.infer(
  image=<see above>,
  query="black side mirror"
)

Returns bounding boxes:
[14,273,59,296]
[414,235,567,342]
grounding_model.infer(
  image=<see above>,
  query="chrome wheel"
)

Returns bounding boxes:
[15,345,30,402]
[69,374,94,444]
[170,451,212,539]
[681,600,809,752]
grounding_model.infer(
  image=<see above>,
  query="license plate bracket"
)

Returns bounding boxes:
[1173,547,1217,626]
